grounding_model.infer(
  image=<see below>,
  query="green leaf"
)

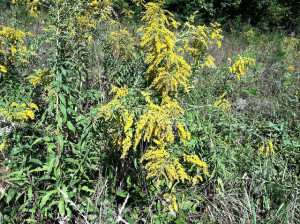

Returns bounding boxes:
[46,157,56,174]
[19,201,29,211]
[125,214,135,224]
[29,167,48,173]
[116,190,128,198]
[6,188,16,203]
[29,159,43,166]
[25,219,38,223]
[0,188,5,200]
[217,177,225,192]
[60,66,67,76]
[32,137,44,146]
[59,93,66,106]
[59,104,67,122]
[40,189,58,209]
[59,199,65,216]
[82,186,95,193]
[67,121,76,134]
[57,134,64,150]
[57,115,63,130]
[47,143,57,152]
[28,186,33,201]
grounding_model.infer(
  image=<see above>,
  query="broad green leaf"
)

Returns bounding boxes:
[0,188,5,200]
[28,186,33,201]
[57,115,63,130]
[59,104,67,122]
[116,190,128,198]
[59,199,65,216]
[40,189,58,208]
[57,134,64,150]
[67,121,76,134]
[32,137,44,146]
[25,219,37,223]
[58,93,66,106]
[47,143,57,152]
[82,186,95,193]
[19,201,29,211]
[6,188,16,203]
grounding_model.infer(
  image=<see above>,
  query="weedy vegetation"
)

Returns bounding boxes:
[0,0,299,223]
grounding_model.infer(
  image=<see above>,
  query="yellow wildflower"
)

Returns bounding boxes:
[29,103,39,111]
[0,65,7,73]
[228,55,255,79]
[287,66,295,73]
[214,92,231,113]
[258,141,278,156]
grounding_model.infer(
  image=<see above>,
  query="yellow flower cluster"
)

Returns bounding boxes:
[90,0,114,22]
[0,139,9,151]
[134,95,185,148]
[177,122,191,146]
[183,153,209,176]
[0,25,26,44]
[12,0,40,17]
[228,55,255,79]
[68,1,114,39]
[244,29,255,39]
[283,36,299,53]
[287,65,295,73]
[258,141,277,157]
[182,22,223,57]
[0,26,30,73]
[138,2,191,95]
[0,102,38,122]
[132,0,146,7]
[214,92,231,113]
[112,110,134,158]
[0,65,7,73]
[201,55,215,69]
[108,28,136,61]
[97,85,129,121]
[141,146,208,189]
[96,3,210,211]
[97,86,135,158]
[27,69,55,88]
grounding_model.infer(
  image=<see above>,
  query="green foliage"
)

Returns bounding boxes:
[162,0,299,32]
[0,0,299,223]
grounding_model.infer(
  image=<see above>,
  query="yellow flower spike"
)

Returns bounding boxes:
[178,122,190,146]
[29,103,39,111]
[108,28,136,61]
[214,93,231,113]
[287,66,295,73]
[138,1,190,95]
[228,55,255,80]
[0,140,9,151]
[88,35,92,44]
[183,153,209,177]
[0,65,7,73]
[258,141,278,157]
[11,102,18,107]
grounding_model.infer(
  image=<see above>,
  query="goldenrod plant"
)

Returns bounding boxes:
[228,55,255,79]
[258,141,278,157]
[108,28,136,61]
[214,92,231,113]
[96,1,211,212]
[138,1,190,95]
[0,102,38,122]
